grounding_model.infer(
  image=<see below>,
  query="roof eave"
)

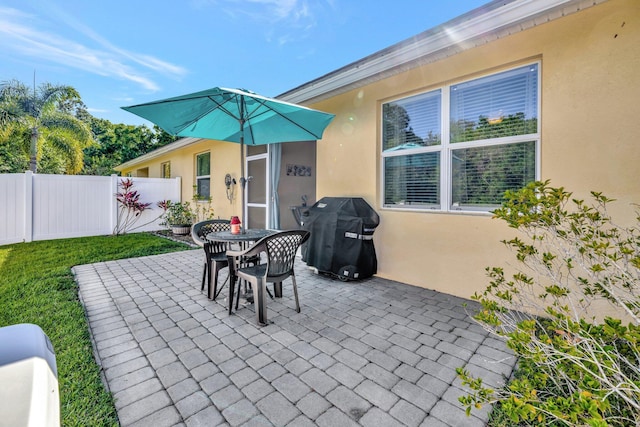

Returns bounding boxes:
[114,137,202,171]
[278,0,608,105]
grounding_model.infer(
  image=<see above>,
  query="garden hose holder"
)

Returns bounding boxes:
[224,173,236,204]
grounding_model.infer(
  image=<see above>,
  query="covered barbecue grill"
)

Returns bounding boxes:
[301,197,379,280]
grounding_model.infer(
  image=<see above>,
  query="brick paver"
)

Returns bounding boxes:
[74,249,517,426]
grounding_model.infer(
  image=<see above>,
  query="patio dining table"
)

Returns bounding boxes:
[206,228,278,323]
[206,228,276,247]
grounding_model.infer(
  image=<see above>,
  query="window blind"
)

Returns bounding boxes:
[451,141,536,208]
[383,89,441,151]
[384,152,440,207]
[450,64,538,143]
[381,62,539,213]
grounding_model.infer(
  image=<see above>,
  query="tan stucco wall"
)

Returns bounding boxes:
[307,0,640,302]
[120,139,243,221]
[120,139,318,227]
[278,142,316,230]
[117,0,639,311]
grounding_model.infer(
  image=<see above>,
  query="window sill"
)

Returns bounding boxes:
[381,206,494,217]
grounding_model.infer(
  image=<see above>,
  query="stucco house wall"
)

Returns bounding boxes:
[118,139,317,227]
[118,138,242,221]
[303,0,639,302]
[117,0,639,312]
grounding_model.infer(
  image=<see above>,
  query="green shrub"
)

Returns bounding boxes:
[458,181,640,426]
[158,197,215,228]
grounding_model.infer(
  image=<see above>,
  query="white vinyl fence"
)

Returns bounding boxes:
[0,172,181,246]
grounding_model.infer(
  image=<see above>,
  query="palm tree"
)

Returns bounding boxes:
[0,79,92,174]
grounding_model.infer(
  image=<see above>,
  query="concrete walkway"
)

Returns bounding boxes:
[73,250,516,427]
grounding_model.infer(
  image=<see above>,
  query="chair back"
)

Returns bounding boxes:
[263,230,310,277]
[191,219,231,250]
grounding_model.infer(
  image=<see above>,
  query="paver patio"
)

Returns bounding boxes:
[73,249,517,426]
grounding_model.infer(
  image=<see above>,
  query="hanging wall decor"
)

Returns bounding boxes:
[286,164,312,177]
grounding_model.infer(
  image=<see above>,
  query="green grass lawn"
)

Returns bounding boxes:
[0,233,189,427]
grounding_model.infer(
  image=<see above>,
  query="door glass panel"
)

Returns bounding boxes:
[248,206,266,229]
[247,158,266,204]
[247,145,267,156]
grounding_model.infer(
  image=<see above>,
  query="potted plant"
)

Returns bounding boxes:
[158,200,196,235]
[191,189,216,223]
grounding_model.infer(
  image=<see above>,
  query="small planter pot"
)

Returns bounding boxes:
[170,225,192,235]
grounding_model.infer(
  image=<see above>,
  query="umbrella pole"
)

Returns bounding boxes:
[239,108,247,234]
[240,138,246,234]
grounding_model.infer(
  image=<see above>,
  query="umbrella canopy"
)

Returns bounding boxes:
[122,87,334,145]
[122,87,335,231]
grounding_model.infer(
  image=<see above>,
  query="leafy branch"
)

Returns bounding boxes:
[459,181,640,426]
[113,178,161,235]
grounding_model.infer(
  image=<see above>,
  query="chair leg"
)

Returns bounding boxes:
[208,263,225,300]
[273,282,282,298]
[201,262,207,291]
[235,279,242,310]
[207,264,218,301]
[291,275,301,313]
[254,278,268,326]
[212,269,229,301]
[228,273,236,315]
[201,246,211,293]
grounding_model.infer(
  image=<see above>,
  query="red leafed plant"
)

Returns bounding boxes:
[114,178,156,235]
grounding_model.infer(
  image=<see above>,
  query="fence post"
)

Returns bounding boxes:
[111,174,119,235]
[24,171,33,243]
[175,176,182,202]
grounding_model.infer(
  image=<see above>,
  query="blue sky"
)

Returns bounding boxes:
[1,0,488,125]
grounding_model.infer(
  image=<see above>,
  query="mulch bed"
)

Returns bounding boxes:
[151,230,198,247]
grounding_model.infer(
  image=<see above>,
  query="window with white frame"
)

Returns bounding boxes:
[161,161,171,179]
[195,152,210,198]
[382,63,539,212]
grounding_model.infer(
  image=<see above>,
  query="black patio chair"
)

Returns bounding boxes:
[191,219,231,300]
[227,230,310,325]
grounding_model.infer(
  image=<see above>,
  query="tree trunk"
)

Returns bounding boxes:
[29,127,38,173]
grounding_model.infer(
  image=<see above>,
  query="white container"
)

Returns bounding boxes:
[0,323,60,427]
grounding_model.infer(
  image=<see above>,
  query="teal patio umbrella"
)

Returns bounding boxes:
[122,87,335,230]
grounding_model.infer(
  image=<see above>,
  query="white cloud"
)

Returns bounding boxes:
[87,107,109,113]
[0,6,187,92]
[206,0,324,44]
[48,7,188,79]
[214,0,303,21]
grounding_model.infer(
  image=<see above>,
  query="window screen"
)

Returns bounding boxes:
[381,63,539,212]
[450,64,538,143]
[384,152,440,207]
[383,89,441,151]
[196,152,211,198]
[451,141,536,209]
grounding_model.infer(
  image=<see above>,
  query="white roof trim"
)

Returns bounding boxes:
[117,0,607,170]
[278,0,608,104]
[115,137,202,170]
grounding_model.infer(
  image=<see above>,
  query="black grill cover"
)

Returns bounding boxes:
[302,197,379,280]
